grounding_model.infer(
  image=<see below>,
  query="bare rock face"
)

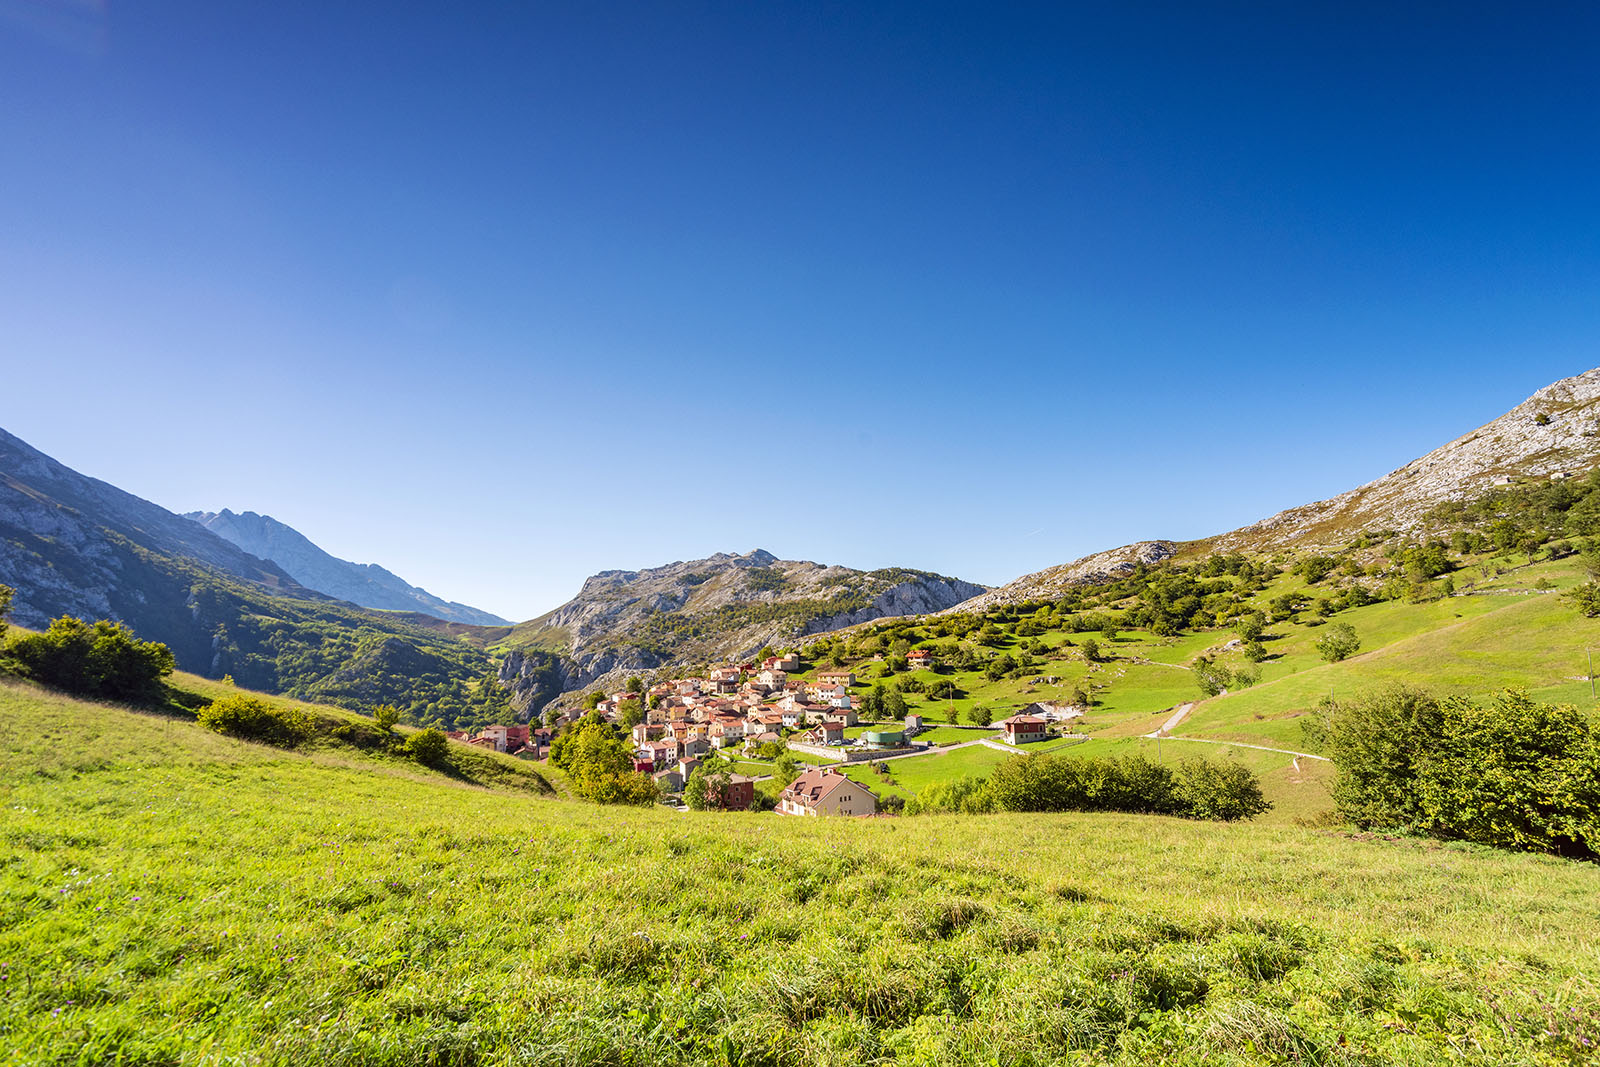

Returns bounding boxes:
[951,542,1177,612]
[1207,367,1600,553]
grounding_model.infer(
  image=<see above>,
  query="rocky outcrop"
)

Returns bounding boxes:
[950,542,1177,612]
[948,368,1600,612]
[803,576,990,632]
[185,508,508,626]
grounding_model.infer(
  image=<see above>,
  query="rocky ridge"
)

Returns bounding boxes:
[1202,367,1600,554]
[0,427,307,646]
[947,542,1179,613]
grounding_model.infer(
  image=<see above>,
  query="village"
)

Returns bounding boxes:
[446,650,1086,816]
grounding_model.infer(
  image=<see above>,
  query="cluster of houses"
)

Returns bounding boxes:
[447,656,1086,817]
[619,655,898,798]
[445,722,553,758]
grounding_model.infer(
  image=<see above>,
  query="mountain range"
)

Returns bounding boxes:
[5,367,1600,720]
[183,509,509,626]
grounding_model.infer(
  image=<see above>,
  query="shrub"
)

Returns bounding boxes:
[1563,580,1600,617]
[976,752,1266,821]
[198,694,315,747]
[1318,685,1441,830]
[7,616,175,702]
[373,704,402,732]
[1325,686,1597,856]
[404,727,450,766]
[1172,758,1271,821]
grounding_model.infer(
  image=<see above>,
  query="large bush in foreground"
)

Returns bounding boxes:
[197,694,316,747]
[7,615,174,702]
[1324,686,1598,857]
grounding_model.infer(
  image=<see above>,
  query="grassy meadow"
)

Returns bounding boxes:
[4,677,1600,1066]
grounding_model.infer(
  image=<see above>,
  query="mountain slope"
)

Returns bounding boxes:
[185,508,508,626]
[1202,367,1600,554]
[0,427,522,726]
[0,427,308,644]
[966,367,1600,608]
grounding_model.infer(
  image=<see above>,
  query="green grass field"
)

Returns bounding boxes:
[3,677,1598,1066]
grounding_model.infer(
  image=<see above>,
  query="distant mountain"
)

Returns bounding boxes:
[961,367,1600,609]
[0,427,523,726]
[0,427,307,648]
[184,509,508,626]
[497,549,987,709]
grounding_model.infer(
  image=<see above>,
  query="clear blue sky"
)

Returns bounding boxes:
[4,2,1598,621]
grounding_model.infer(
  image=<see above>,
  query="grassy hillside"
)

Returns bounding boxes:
[774,501,1600,822]
[2,680,1597,1065]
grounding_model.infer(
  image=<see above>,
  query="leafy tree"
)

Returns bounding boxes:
[404,727,450,766]
[1417,690,1597,855]
[373,704,402,732]
[1235,610,1266,641]
[618,698,644,729]
[1319,686,1443,829]
[1314,623,1361,663]
[1563,581,1600,618]
[1080,638,1101,663]
[1193,656,1231,698]
[584,690,606,710]
[773,753,800,785]
[1242,638,1267,663]
[968,704,993,727]
[0,583,11,640]
[1324,686,1597,856]
[685,754,734,811]
[883,687,908,718]
[557,718,657,806]
[7,616,175,703]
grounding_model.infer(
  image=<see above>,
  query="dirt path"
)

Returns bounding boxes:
[1144,702,1197,738]
[1151,735,1331,761]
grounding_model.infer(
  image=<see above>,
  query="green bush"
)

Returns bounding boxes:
[404,728,450,766]
[1172,758,1271,821]
[197,694,315,747]
[976,753,1269,822]
[1324,686,1598,857]
[6,616,175,703]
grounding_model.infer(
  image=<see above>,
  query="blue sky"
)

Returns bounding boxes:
[4,2,1598,621]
